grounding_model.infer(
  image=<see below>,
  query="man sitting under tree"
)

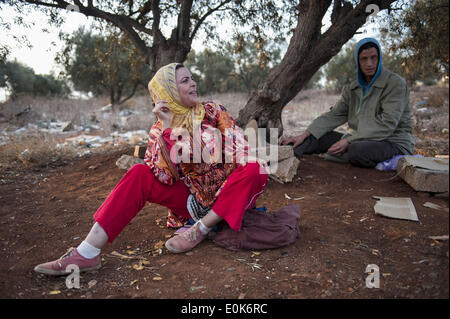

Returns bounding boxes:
[279,38,414,168]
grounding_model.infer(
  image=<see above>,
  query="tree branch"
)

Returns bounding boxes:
[190,0,232,40]
[118,81,140,105]
[23,0,152,56]
[176,0,193,42]
[152,0,163,41]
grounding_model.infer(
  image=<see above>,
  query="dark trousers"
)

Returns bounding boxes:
[293,131,403,168]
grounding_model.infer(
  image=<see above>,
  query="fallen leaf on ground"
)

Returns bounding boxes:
[49,290,61,295]
[133,264,144,271]
[88,280,97,289]
[153,276,163,281]
[130,280,138,286]
[109,251,138,260]
[372,249,381,256]
[141,259,151,265]
[154,241,165,249]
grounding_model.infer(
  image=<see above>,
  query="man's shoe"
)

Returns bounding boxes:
[165,221,207,253]
[34,247,101,276]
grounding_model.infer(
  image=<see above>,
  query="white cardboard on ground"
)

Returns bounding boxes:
[373,196,419,222]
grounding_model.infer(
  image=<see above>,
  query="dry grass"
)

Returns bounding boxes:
[0,130,76,168]
[0,85,448,168]
[281,89,342,136]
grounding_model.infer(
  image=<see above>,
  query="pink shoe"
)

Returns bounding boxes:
[165,222,207,253]
[34,247,101,276]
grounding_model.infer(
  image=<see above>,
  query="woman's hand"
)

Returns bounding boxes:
[153,100,171,131]
[279,131,311,148]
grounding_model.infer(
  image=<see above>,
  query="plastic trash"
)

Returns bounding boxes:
[375,155,423,171]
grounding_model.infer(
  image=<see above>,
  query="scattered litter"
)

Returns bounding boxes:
[284,193,304,200]
[190,285,206,292]
[236,258,263,271]
[373,196,419,222]
[109,251,140,260]
[48,290,61,295]
[423,202,449,212]
[375,155,423,171]
[428,235,449,241]
[153,276,163,281]
[61,130,147,150]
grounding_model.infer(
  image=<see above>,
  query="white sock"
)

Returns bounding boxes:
[77,240,101,259]
[198,220,212,235]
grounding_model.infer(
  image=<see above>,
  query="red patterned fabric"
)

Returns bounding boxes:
[144,101,250,208]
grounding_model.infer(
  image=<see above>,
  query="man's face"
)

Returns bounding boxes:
[358,47,379,80]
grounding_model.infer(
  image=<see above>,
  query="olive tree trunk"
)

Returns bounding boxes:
[236,0,396,138]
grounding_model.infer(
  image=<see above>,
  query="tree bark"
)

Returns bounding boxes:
[236,0,396,139]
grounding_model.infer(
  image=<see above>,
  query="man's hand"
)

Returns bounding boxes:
[153,100,171,131]
[279,131,311,148]
[327,138,350,155]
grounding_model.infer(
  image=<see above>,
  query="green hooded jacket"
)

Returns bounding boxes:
[307,39,414,155]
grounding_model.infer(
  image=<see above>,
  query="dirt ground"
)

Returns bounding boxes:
[0,141,448,301]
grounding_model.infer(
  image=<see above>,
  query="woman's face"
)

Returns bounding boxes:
[176,67,198,107]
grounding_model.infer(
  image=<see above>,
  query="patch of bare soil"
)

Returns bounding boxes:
[0,143,448,304]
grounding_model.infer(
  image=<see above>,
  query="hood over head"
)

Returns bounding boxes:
[148,63,204,135]
[354,37,383,94]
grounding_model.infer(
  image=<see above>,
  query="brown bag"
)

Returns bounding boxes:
[213,205,301,251]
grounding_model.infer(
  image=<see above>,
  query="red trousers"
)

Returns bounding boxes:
[94,163,268,243]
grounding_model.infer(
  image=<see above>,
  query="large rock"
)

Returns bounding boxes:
[116,154,145,170]
[244,119,260,147]
[397,156,449,193]
[269,156,300,184]
[254,144,294,164]
[273,145,294,162]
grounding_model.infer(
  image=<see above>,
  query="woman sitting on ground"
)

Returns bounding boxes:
[34,63,268,276]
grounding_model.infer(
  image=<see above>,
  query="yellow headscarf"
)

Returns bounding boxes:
[148,63,205,135]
